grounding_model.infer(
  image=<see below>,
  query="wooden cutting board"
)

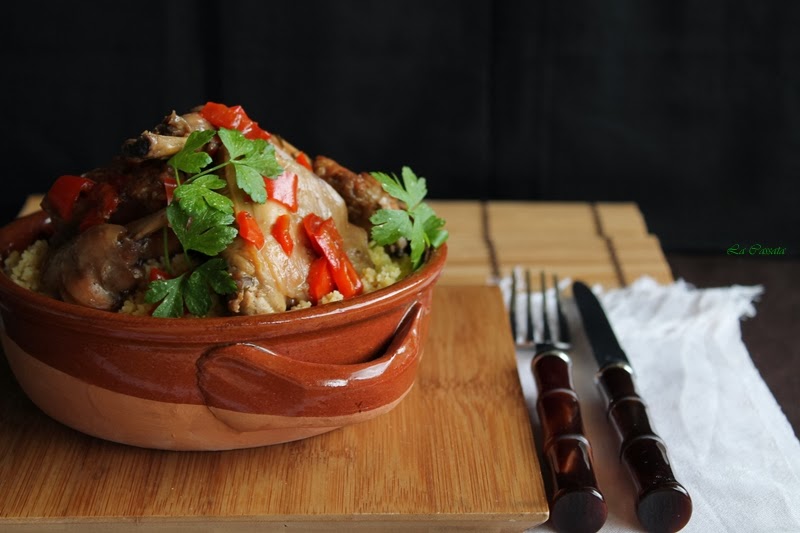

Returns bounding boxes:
[0,286,548,532]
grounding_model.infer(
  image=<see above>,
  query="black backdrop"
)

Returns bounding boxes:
[3,0,799,254]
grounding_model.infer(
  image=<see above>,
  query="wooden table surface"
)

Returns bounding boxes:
[2,199,673,531]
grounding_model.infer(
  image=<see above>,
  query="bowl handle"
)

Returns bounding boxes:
[196,303,426,421]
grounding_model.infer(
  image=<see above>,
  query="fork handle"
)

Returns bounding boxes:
[533,351,607,533]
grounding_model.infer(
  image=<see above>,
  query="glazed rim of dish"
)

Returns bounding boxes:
[0,239,447,343]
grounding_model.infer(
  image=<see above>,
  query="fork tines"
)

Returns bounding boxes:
[510,269,569,350]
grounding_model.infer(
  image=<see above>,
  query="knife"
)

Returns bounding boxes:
[573,281,692,533]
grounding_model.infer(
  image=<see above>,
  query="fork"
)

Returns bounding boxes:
[510,270,608,533]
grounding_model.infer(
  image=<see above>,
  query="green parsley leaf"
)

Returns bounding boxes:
[369,166,448,269]
[233,165,268,203]
[185,258,237,316]
[146,274,188,318]
[411,202,449,248]
[217,129,283,204]
[371,172,410,206]
[167,201,237,256]
[408,216,428,268]
[401,166,428,208]
[168,130,215,174]
[194,257,238,295]
[371,167,428,210]
[173,174,233,216]
[424,215,449,248]
[145,258,236,318]
[369,209,412,245]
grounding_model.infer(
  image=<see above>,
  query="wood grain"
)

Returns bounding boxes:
[0,286,548,531]
[433,200,673,288]
[427,200,493,285]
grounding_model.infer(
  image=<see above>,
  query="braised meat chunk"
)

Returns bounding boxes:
[222,146,372,315]
[40,224,144,310]
[313,156,403,230]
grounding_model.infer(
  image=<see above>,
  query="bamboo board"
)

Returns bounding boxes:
[428,200,673,288]
[0,286,547,531]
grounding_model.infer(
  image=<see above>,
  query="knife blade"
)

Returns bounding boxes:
[573,281,692,533]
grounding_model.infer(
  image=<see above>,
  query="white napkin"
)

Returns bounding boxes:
[503,276,800,533]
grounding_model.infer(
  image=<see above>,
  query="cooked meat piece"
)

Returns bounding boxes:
[154,111,212,137]
[43,158,173,249]
[222,146,372,315]
[270,134,301,159]
[121,110,216,159]
[41,224,145,310]
[121,132,189,159]
[126,208,168,240]
[312,156,403,230]
[126,208,182,258]
[224,236,295,314]
[88,159,172,223]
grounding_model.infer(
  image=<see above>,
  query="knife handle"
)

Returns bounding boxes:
[596,363,693,533]
[533,351,608,533]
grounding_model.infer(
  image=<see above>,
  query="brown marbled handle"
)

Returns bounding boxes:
[533,351,607,533]
[596,363,693,533]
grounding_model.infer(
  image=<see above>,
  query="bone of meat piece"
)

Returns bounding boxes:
[121,133,189,159]
[41,224,144,310]
[125,208,168,241]
[312,156,402,230]
[155,111,212,137]
[121,111,215,160]
[222,146,372,315]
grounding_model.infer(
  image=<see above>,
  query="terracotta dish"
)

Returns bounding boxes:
[0,211,447,450]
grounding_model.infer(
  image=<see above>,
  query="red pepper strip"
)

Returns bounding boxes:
[200,102,271,140]
[79,183,120,232]
[307,256,334,304]
[236,211,265,249]
[45,175,95,221]
[271,214,294,256]
[295,151,312,171]
[201,102,245,129]
[240,118,271,141]
[163,177,177,204]
[302,213,363,298]
[264,171,298,212]
[148,267,171,282]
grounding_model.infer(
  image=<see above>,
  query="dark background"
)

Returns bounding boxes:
[2,0,798,254]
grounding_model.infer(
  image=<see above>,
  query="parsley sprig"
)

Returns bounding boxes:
[369,167,448,269]
[147,258,237,318]
[144,128,283,317]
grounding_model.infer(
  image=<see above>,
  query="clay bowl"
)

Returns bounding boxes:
[0,211,447,450]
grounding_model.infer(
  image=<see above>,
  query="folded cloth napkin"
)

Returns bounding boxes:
[503,276,800,533]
